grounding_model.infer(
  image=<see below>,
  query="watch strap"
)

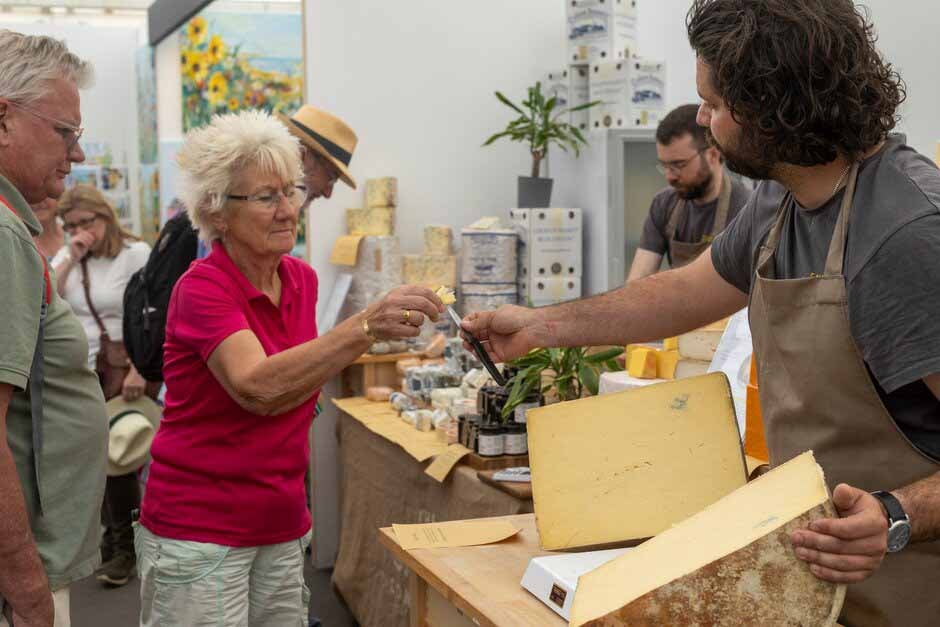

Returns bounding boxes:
[871,490,907,523]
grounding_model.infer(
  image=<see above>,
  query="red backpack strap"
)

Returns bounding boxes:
[0,194,52,304]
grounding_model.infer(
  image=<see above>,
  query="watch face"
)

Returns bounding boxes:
[887,521,911,553]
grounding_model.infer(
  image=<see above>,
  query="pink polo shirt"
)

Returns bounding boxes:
[141,241,319,547]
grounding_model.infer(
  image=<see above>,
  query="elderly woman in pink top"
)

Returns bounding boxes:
[136,110,442,626]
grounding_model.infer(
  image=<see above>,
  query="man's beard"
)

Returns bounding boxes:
[673,162,713,201]
[706,127,775,181]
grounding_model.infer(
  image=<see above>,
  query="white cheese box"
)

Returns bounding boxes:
[460,282,517,317]
[544,66,591,131]
[510,208,583,280]
[567,0,638,65]
[589,59,666,130]
[521,548,631,621]
[460,228,518,284]
[519,276,582,308]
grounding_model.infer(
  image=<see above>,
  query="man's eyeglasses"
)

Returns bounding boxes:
[656,150,704,176]
[226,184,308,211]
[63,215,99,232]
[8,101,84,152]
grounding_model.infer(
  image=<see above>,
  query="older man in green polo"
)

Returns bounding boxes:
[0,31,108,627]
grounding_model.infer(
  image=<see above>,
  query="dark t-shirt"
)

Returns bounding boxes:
[639,175,752,265]
[711,135,940,459]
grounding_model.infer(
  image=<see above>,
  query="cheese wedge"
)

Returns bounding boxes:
[655,349,679,379]
[424,225,454,256]
[570,451,845,627]
[403,254,458,289]
[663,337,679,351]
[365,177,397,209]
[527,373,746,551]
[627,347,658,379]
[677,318,728,361]
[434,286,456,305]
[346,207,395,236]
[675,358,710,379]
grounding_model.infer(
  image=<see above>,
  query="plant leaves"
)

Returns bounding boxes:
[579,364,600,396]
[584,347,625,364]
[494,90,525,115]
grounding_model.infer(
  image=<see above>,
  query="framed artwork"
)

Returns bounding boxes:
[180,11,304,131]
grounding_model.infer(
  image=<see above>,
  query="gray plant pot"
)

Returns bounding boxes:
[517,176,554,208]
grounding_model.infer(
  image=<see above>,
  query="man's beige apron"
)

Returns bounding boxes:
[665,172,732,267]
[749,163,940,626]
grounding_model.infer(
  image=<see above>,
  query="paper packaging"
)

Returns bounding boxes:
[341,236,403,318]
[461,228,518,284]
[347,207,395,236]
[544,66,591,131]
[520,276,582,308]
[460,283,518,317]
[521,548,631,621]
[365,177,397,209]
[590,59,667,130]
[511,208,583,280]
[567,0,637,65]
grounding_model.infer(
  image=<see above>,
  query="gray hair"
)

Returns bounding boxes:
[0,30,93,103]
[177,109,302,243]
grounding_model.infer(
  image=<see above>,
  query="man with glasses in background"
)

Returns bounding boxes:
[0,30,107,627]
[627,103,751,280]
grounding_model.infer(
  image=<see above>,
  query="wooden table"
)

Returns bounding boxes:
[380,514,564,627]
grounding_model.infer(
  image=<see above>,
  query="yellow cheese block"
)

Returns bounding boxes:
[424,225,454,256]
[402,254,458,288]
[627,347,658,379]
[526,373,746,551]
[365,177,398,208]
[347,207,395,236]
[655,349,679,379]
[663,337,678,351]
[570,451,845,627]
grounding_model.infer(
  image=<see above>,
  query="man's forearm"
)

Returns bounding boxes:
[895,471,940,543]
[536,251,747,348]
[0,387,53,623]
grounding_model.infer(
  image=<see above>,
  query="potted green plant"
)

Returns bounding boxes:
[484,81,600,208]
[501,346,624,420]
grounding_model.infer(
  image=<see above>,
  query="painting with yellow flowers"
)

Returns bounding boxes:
[180,11,304,132]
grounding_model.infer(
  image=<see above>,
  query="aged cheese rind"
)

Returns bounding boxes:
[403,254,458,288]
[424,225,454,256]
[365,177,397,208]
[570,451,844,627]
[347,207,395,236]
[527,373,746,551]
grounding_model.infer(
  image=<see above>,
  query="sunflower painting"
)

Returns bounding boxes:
[180,11,304,131]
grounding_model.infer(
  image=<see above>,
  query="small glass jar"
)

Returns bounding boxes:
[477,423,505,457]
[513,391,543,424]
[503,422,528,455]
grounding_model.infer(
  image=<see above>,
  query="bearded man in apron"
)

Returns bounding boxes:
[461,2,940,625]
[627,103,752,281]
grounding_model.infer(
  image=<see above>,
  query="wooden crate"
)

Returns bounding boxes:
[461,452,529,471]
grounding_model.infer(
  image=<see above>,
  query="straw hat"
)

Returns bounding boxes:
[277,105,358,189]
[106,396,162,477]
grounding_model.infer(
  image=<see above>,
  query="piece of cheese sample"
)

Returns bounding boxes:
[570,451,845,627]
[677,318,728,361]
[365,177,397,208]
[655,349,679,379]
[662,337,679,351]
[365,386,394,402]
[347,207,395,236]
[403,254,458,288]
[526,373,746,551]
[424,225,454,255]
[434,286,456,305]
[627,347,658,379]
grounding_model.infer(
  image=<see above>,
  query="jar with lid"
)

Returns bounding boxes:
[477,423,505,457]
[512,390,543,424]
[503,422,528,455]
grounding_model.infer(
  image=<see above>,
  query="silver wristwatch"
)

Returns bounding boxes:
[871,491,911,553]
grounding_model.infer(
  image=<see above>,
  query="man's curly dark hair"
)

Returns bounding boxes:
[687,0,906,166]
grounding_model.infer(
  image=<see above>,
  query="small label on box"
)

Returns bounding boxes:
[549,584,568,608]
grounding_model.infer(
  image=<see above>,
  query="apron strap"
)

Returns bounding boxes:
[664,193,684,244]
[710,172,733,236]
[28,297,46,516]
[824,162,860,277]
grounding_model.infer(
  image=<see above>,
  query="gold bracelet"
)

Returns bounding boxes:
[361,316,377,343]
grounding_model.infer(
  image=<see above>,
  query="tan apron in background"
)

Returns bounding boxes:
[665,172,732,267]
[749,163,940,626]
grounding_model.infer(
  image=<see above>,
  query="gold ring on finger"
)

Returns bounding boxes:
[402,310,411,323]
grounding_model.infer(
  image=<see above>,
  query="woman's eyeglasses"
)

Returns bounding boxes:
[63,215,99,232]
[226,184,308,211]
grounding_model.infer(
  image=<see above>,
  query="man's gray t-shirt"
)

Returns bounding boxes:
[639,176,751,265]
[711,135,940,459]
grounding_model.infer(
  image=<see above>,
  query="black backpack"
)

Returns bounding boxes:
[123,212,199,382]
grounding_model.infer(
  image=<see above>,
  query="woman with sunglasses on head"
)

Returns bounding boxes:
[135,110,442,626]
[53,184,155,589]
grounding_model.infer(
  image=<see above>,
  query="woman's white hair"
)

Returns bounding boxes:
[178,109,302,243]
[0,30,93,103]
